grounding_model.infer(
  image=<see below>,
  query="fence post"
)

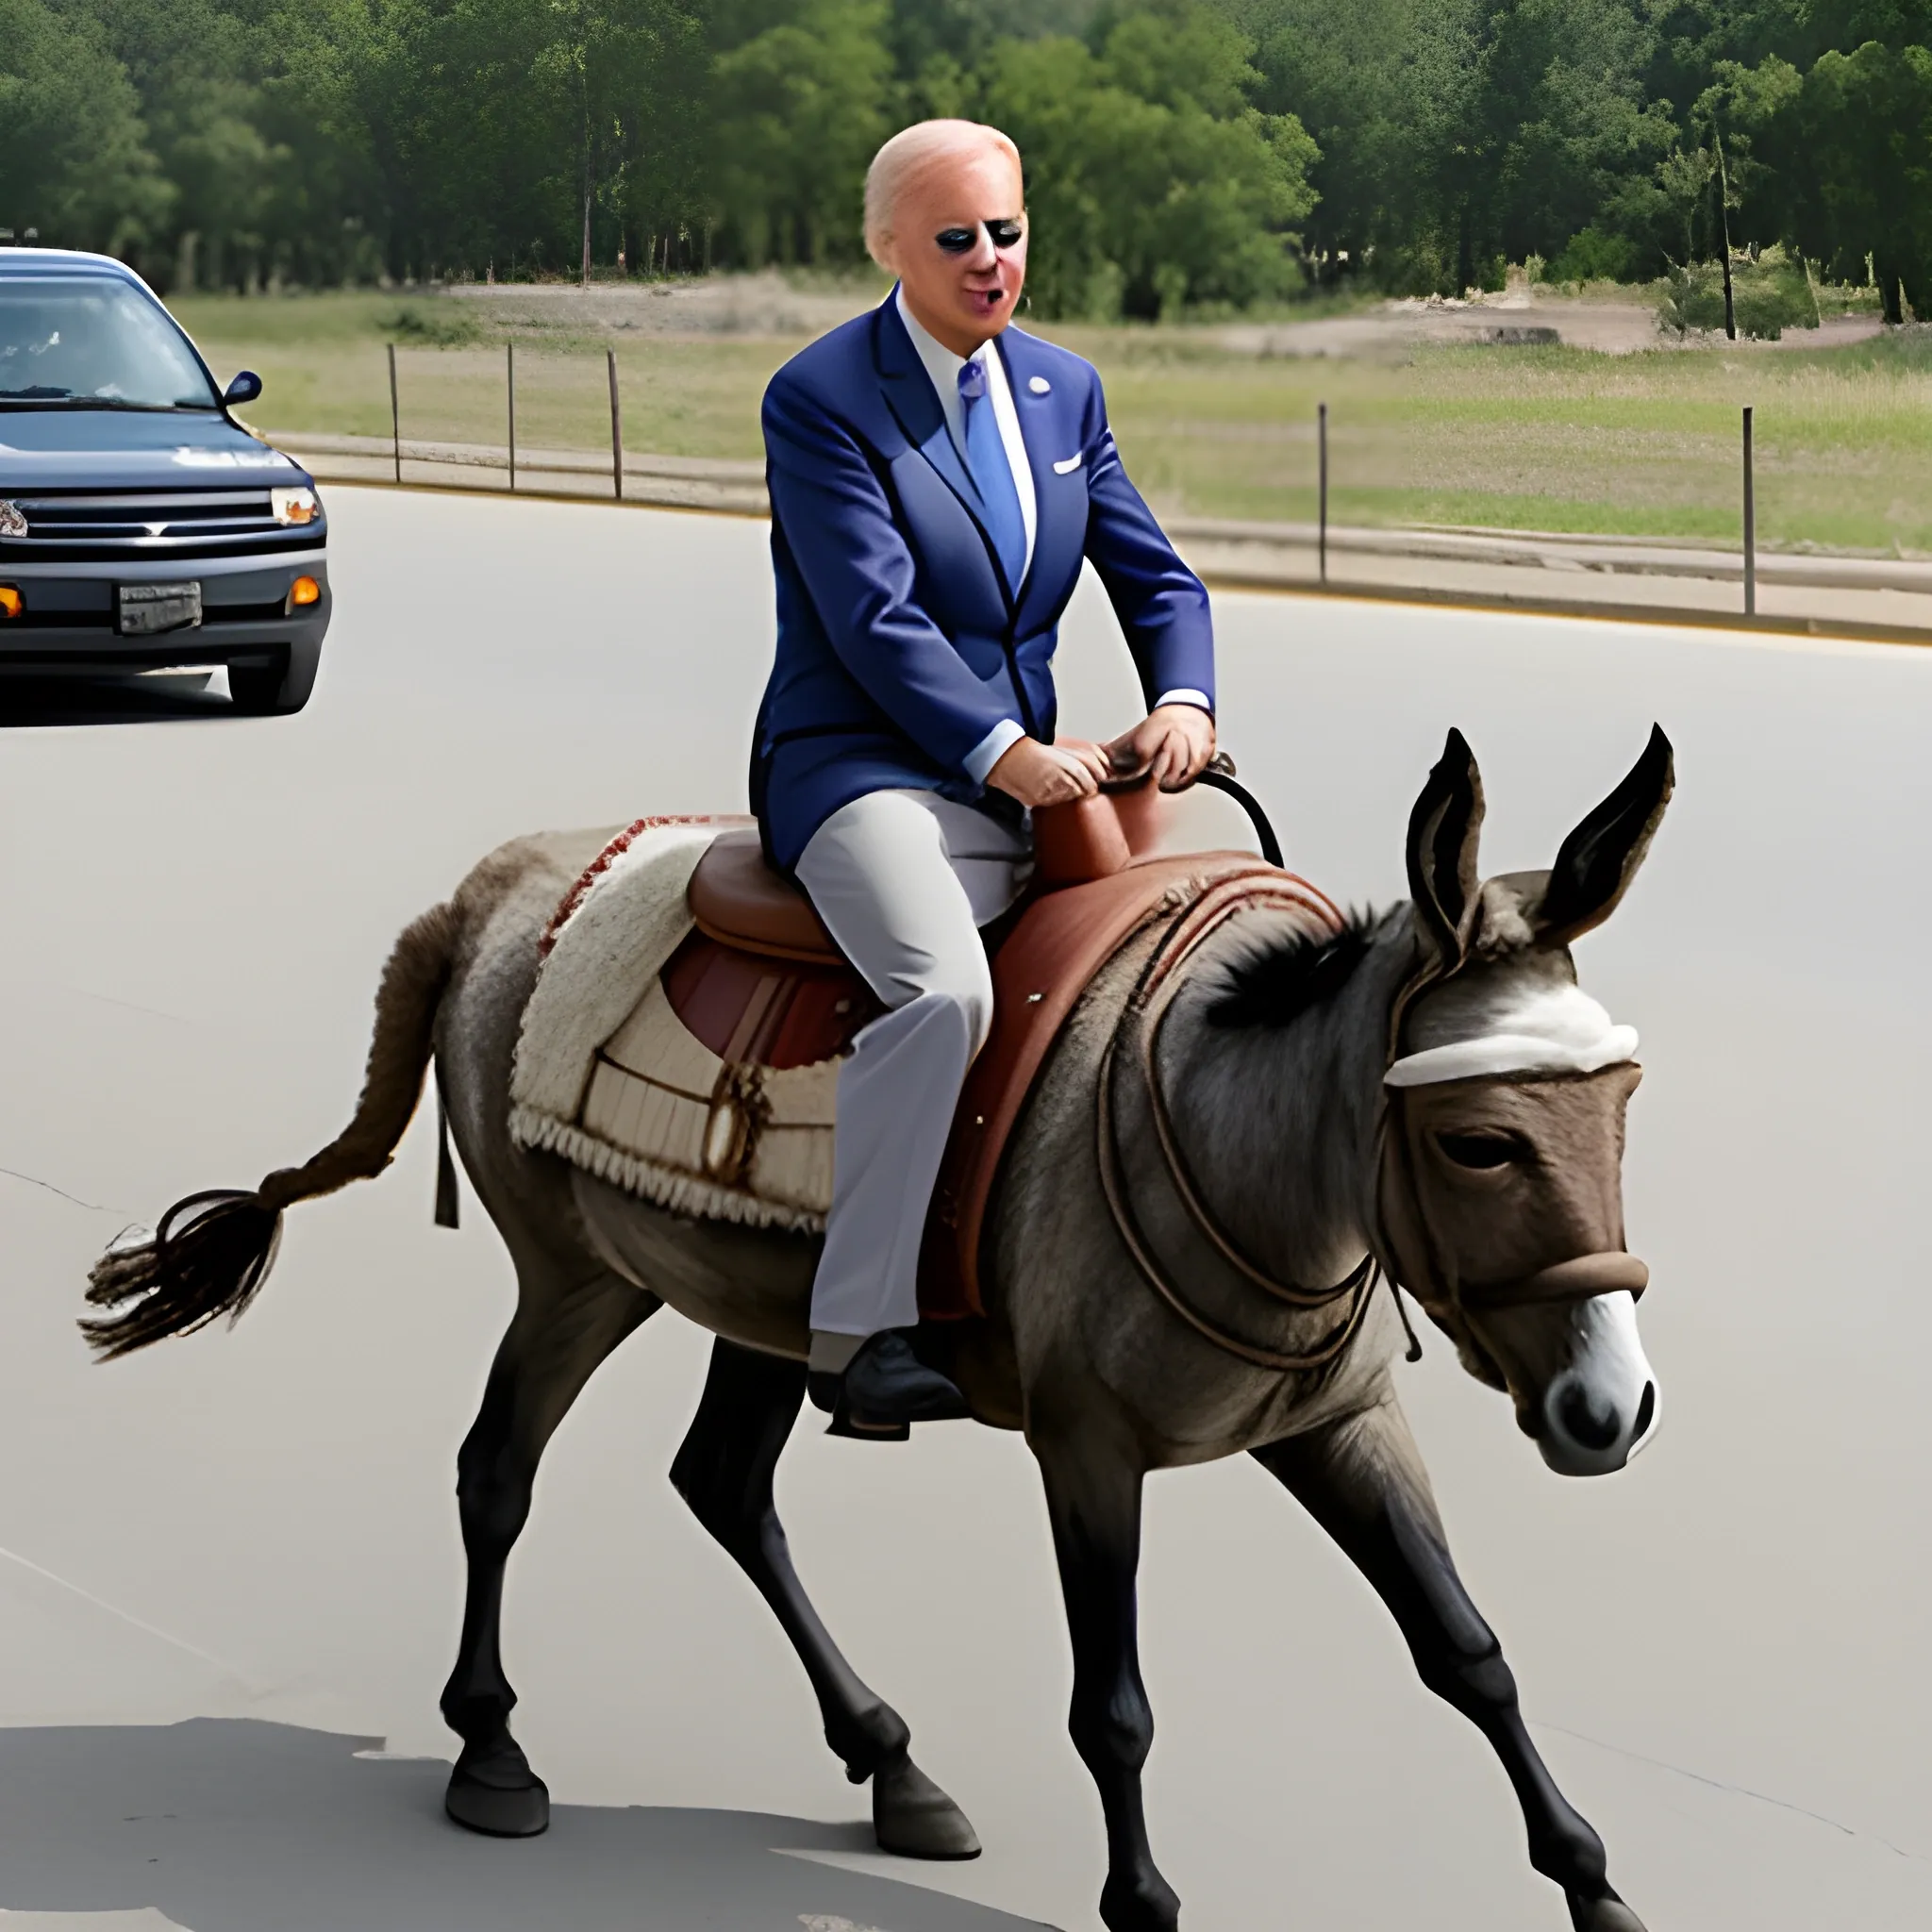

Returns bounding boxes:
[1741,404,1756,617]
[1318,401,1329,588]
[387,342,400,484]
[608,347,624,501]
[508,341,516,491]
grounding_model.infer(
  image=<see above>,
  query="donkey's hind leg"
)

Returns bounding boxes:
[441,1263,658,1838]
[1254,1402,1646,1932]
[671,1335,980,1859]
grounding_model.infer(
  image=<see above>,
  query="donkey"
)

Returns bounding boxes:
[85,727,1672,1932]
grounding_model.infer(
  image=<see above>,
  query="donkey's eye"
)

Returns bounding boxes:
[1436,1131,1529,1170]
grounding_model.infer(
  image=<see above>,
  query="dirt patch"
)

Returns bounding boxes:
[1215,291,1887,359]
[445,271,879,340]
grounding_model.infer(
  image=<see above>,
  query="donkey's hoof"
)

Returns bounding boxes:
[445,1740,550,1839]
[1098,1867,1181,1932]
[873,1751,980,1859]
[1569,1890,1646,1932]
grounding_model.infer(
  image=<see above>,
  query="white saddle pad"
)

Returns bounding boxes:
[508,816,841,1233]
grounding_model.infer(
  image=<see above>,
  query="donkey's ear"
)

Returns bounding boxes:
[1537,724,1674,945]
[1406,728,1485,968]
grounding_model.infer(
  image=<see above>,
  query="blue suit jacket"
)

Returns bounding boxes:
[751,295,1215,870]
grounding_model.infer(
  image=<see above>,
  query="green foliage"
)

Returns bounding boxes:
[7,0,1932,335]
[1553,225,1638,283]
[712,0,896,264]
[983,1,1317,319]
[380,301,482,345]
[0,0,171,253]
[1790,39,1932,319]
[1657,254,1819,337]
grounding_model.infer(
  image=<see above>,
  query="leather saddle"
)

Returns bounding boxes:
[686,783,1176,966]
[674,784,1288,1317]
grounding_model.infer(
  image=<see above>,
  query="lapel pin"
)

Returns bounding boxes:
[1028,375,1052,394]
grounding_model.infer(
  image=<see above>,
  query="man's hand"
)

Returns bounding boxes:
[1107,704,1216,791]
[987,734,1108,808]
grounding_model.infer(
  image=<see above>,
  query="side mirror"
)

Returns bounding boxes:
[224,370,263,408]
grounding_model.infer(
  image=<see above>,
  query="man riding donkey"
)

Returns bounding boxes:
[755,119,1218,1437]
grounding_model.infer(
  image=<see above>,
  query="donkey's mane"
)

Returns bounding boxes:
[1206,905,1390,1030]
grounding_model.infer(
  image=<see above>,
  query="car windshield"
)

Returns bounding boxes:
[0,275,218,409]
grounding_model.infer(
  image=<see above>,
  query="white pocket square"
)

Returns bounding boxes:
[1052,454,1083,475]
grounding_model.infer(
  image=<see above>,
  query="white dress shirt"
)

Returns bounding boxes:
[894,288,1208,786]
[896,286,1036,583]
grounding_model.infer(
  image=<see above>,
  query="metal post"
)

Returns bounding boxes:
[507,341,517,491]
[1318,401,1329,587]
[387,342,400,484]
[1742,404,1756,617]
[608,347,623,501]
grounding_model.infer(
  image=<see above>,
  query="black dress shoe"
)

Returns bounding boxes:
[808,1330,971,1440]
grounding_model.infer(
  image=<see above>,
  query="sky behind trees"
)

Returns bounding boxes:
[3,0,1928,320]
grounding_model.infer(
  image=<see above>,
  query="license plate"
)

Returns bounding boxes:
[118,581,203,636]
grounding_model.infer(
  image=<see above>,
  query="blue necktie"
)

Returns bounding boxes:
[958,358,1027,596]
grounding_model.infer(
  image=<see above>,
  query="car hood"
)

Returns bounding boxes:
[0,409,308,491]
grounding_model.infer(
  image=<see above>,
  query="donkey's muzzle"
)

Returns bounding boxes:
[1533,1289,1660,1477]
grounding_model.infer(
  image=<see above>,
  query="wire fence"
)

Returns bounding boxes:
[269,342,1932,639]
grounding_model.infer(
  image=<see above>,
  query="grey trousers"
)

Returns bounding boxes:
[794,789,1031,1344]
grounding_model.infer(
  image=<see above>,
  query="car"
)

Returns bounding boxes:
[0,247,330,714]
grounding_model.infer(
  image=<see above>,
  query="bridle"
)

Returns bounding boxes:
[1095,877,1647,1378]
[1375,1078,1647,1377]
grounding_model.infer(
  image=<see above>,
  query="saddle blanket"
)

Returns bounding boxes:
[508,815,848,1234]
[510,811,1342,1312]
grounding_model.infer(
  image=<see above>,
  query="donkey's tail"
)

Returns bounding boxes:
[82,900,462,1362]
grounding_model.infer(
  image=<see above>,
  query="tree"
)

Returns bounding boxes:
[1789,39,1932,319]
[710,0,896,266]
[0,0,171,255]
[1234,0,1418,279]
[525,0,688,284]
[985,0,1318,318]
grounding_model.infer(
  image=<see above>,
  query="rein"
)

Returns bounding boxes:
[1095,877,1385,1375]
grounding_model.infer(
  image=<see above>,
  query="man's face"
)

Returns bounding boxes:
[886,145,1027,356]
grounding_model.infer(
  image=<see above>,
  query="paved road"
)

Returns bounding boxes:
[2,487,1927,1932]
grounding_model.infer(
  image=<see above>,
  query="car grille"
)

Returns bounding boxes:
[0,490,324,562]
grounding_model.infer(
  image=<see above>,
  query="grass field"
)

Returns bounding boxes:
[169,287,1932,556]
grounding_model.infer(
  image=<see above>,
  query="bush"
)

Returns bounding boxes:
[380,302,481,347]
[1552,225,1637,283]
[1657,254,1818,339]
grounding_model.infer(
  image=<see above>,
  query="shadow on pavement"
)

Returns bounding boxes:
[0,675,232,727]
[0,1718,1056,1932]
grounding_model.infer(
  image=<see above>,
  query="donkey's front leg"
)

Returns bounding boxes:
[1032,1426,1178,1932]
[1254,1403,1646,1932]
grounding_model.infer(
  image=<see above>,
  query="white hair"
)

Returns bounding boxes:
[863,120,1022,269]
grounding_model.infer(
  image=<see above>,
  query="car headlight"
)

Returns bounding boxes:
[272,486,321,527]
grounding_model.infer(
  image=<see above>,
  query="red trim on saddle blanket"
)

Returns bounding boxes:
[540,815,754,958]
